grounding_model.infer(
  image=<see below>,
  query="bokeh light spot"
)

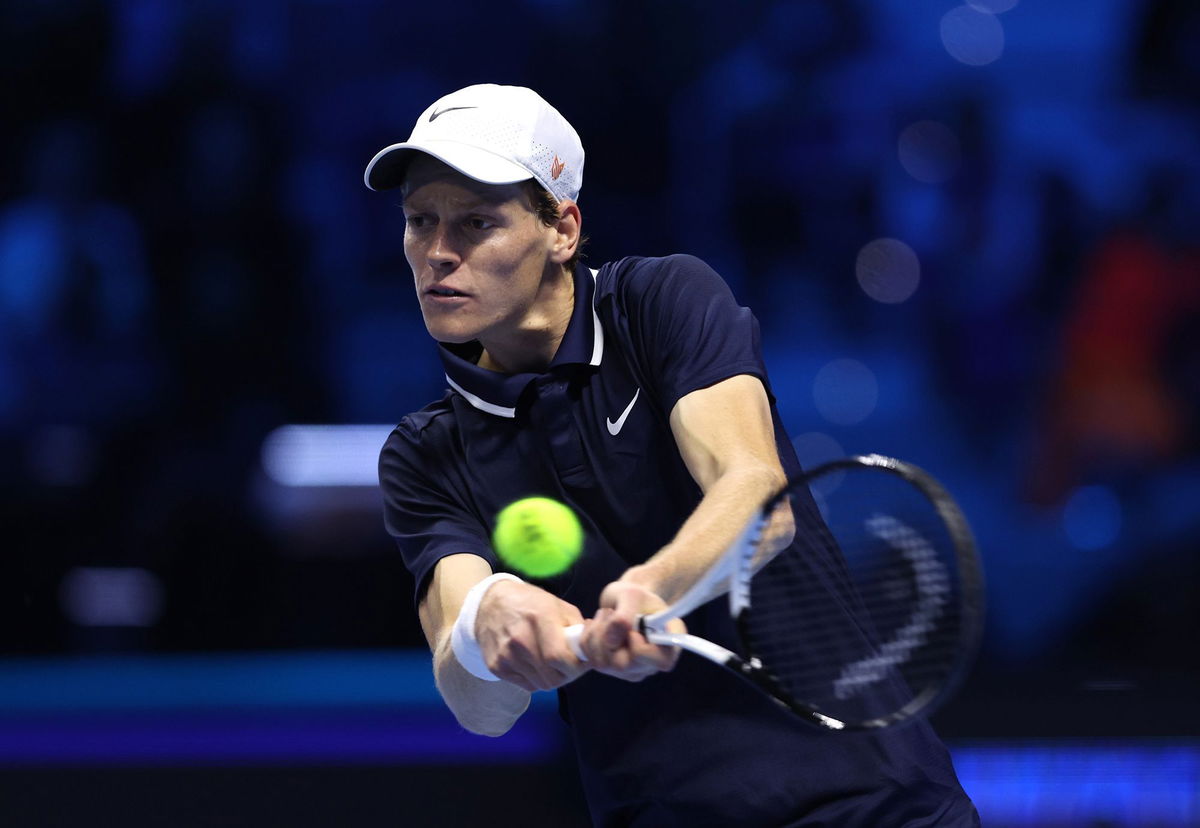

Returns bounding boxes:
[60,567,165,627]
[1062,485,1122,550]
[813,359,878,426]
[855,238,921,304]
[26,426,96,486]
[898,120,962,184]
[940,5,1005,67]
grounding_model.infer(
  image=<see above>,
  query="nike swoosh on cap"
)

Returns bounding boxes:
[606,389,641,436]
[429,106,478,122]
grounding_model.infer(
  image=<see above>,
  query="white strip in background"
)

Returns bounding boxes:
[261,424,395,487]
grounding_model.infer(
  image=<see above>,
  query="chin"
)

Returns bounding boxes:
[422,318,480,345]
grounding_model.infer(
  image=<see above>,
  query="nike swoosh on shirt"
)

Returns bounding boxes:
[429,106,478,122]
[606,389,641,436]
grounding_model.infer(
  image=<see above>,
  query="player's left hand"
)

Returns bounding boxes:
[578,578,684,681]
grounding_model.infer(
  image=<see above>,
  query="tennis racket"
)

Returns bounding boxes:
[565,454,985,731]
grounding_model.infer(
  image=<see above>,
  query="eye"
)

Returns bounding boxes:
[405,213,432,229]
[466,216,496,231]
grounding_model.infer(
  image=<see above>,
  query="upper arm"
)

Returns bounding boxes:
[417,553,494,652]
[379,425,498,607]
[620,255,766,415]
[668,373,786,493]
[668,374,796,568]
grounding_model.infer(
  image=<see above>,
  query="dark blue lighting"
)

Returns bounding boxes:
[0,651,452,712]
[954,742,1200,826]
[1,653,1197,827]
[0,709,563,766]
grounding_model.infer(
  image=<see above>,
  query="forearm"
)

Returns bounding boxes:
[618,374,793,605]
[420,554,532,736]
[579,461,783,678]
[626,462,784,604]
[419,554,586,732]
[431,628,531,736]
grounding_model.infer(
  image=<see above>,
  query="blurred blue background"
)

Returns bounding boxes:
[1,0,1197,825]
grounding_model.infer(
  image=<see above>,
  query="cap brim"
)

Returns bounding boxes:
[364,140,534,191]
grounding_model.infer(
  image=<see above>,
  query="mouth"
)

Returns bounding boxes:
[425,285,471,298]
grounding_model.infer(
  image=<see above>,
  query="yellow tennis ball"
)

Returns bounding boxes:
[492,497,583,578]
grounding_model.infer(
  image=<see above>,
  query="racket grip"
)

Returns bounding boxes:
[564,623,587,662]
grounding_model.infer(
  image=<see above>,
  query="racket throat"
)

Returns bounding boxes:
[723,651,848,731]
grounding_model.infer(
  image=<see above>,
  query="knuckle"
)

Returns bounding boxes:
[498,670,528,690]
[506,637,533,659]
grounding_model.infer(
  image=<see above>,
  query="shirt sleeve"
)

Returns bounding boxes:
[378,421,497,606]
[618,254,769,413]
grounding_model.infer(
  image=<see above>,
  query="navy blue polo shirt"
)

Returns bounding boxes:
[380,255,977,827]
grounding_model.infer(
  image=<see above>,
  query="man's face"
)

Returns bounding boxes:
[401,155,560,347]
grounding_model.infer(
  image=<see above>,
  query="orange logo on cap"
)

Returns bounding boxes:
[551,155,566,180]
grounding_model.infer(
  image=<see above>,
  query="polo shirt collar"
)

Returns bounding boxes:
[438,264,604,418]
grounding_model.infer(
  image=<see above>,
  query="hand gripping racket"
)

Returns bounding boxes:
[565,454,985,731]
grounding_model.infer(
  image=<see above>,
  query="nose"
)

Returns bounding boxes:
[427,224,460,271]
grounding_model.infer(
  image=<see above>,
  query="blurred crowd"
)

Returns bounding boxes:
[0,0,1196,681]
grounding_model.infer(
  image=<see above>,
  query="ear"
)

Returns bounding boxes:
[548,200,582,266]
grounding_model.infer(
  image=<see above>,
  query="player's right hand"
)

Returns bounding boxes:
[475,579,589,692]
[577,579,684,682]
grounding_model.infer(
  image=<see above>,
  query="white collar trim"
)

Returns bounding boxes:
[589,267,604,367]
[445,375,517,419]
[449,267,604,418]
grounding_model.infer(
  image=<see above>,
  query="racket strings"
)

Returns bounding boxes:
[738,472,971,722]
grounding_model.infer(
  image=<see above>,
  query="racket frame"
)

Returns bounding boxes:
[569,454,985,731]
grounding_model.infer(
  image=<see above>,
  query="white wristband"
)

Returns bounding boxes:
[450,572,522,682]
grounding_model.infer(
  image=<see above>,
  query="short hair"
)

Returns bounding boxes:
[520,179,587,272]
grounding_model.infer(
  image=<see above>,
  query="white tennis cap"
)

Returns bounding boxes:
[363,84,584,203]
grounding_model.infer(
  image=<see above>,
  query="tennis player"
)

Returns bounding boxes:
[368,84,978,826]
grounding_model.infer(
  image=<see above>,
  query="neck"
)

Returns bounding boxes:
[478,264,575,374]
